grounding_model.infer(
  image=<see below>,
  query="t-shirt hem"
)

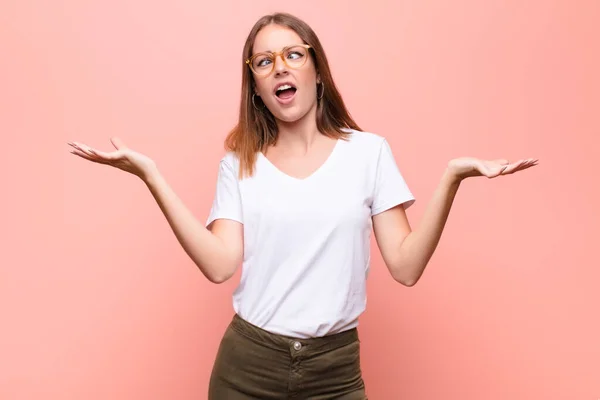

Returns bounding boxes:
[371,196,415,216]
[206,214,243,227]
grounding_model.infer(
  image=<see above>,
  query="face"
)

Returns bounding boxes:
[250,24,320,123]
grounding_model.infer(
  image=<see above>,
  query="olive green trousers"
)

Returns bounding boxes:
[208,314,368,399]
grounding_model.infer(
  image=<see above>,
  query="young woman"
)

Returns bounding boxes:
[68,12,537,400]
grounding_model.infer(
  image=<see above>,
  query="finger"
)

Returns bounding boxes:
[500,160,526,175]
[506,158,539,174]
[69,142,124,164]
[69,147,93,160]
[521,160,535,168]
[69,148,109,165]
[492,159,510,165]
[110,137,127,150]
[516,158,537,167]
[522,158,538,165]
[521,159,539,169]
[88,147,122,161]
[68,142,97,157]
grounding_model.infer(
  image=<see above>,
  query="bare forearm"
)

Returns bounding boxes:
[142,168,236,282]
[395,168,460,285]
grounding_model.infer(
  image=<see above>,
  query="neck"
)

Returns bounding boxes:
[274,104,320,154]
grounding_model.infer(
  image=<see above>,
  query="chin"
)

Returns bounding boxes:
[276,113,304,123]
[271,108,307,123]
[270,103,316,124]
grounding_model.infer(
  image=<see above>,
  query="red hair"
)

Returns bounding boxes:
[224,12,361,178]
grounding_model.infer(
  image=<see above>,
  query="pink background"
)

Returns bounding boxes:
[2,0,598,399]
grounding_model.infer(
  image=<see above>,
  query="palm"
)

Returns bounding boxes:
[448,157,538,180]
[67,137,156,179]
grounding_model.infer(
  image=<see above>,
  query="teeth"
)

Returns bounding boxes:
[276,84,293,92]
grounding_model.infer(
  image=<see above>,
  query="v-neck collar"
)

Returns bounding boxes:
[258,139,341,182]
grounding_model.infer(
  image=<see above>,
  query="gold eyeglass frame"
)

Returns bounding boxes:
[245,44,312,76]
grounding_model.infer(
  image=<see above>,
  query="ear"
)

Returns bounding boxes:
[317,74,321,84]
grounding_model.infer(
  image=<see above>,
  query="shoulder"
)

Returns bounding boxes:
[216,151,242,178]
[340,128,389,156]
[219,151,240,167]
[342,128,385,142]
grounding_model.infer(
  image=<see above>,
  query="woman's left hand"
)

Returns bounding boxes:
[447,157,538,182]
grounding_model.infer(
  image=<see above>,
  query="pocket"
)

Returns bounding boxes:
[308,340,363,380]
[333,340,362,374]
[209,324,290,395]
[210,325,242,380]
[300,339,365,395]
[329,340,365,393]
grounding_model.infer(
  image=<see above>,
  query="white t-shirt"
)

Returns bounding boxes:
[206,129,415,338]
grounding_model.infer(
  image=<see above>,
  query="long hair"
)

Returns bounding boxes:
[224,12,361,178]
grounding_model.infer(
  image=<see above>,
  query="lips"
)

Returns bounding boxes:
[273,82,297,102]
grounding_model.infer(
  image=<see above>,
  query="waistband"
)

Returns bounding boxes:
[229,313,359,354]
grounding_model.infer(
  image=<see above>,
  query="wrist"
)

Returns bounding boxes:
[141,165,161,186]
[442,166,462,188]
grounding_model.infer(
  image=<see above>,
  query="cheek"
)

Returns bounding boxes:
[299,82,317,104]
[298,71,318,99]
[254,79,271,98]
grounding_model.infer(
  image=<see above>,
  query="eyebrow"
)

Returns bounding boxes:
[254,48,276,54]
[253,44,297,54]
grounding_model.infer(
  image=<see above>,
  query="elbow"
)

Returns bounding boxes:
[401,278,419,287]
[390,266,421,287]
[206,273,230,284]
[389,258,427,287]
[394,275,419,287]
[204,268,235,284]
[200,260,238,284]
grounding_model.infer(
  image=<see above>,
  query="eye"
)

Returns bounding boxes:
[256,57,271,67]
[253,55,272,69]
[287,51,303,60]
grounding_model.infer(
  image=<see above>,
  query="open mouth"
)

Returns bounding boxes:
[275,84,297,100]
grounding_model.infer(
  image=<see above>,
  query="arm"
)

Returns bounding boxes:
[373,156,538,287]
[67,137,243,284]
[144,169,243,284]
[373,168,459,287]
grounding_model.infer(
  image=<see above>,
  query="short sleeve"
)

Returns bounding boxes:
[206,159,243,227]
[371,139,415,216]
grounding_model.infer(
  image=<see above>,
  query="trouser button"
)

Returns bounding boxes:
[293,341,302,351]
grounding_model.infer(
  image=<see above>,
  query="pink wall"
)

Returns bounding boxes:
[2,0,598,398]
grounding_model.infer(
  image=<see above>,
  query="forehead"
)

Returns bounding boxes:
[253,24,303,54]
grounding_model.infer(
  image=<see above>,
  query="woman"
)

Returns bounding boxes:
[68,12,537,400]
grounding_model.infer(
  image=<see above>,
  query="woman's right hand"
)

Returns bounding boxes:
[67,137,157,181]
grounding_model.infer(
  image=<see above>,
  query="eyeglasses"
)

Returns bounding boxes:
[246,44,312,76]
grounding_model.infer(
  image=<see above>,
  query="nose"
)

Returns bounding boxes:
[273,54,288,75]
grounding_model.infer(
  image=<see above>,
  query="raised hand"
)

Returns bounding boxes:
[67,137,157,180]
[447,157,538,182]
